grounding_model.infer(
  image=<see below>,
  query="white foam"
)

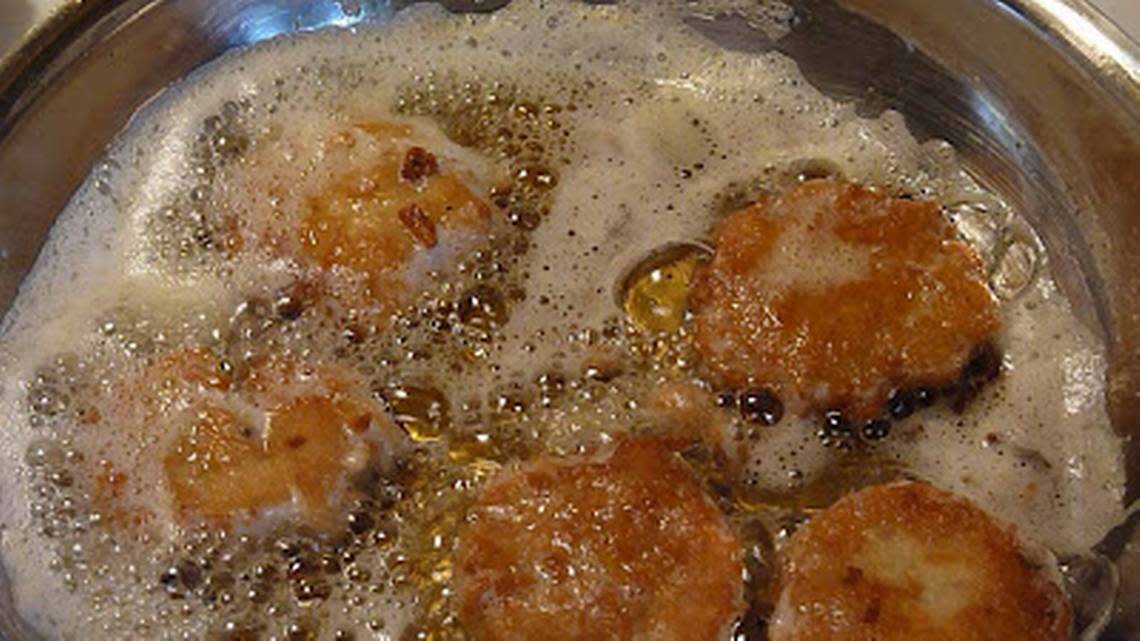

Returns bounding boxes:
[0,0,1125,639]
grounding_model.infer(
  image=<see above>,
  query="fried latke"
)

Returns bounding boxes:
[691,179,999,420]
[85,349,403,529]
[454,437,744,641]
[230,117,494,320]
[769,481,1071,641]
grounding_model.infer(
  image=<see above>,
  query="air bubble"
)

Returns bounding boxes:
[25,439,63,467]
[740,389,783,426]
[991,237,1037,300]
[618,243,709,334]
[947,199,1006,263]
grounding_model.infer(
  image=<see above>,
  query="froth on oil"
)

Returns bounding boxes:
[0,1,1125,640]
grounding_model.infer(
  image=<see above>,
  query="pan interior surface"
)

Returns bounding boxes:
[0,1,1136,639]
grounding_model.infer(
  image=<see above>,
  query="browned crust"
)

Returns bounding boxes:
[454,438,744,641]
[692,180,1000,421]
[772,481,1072,641]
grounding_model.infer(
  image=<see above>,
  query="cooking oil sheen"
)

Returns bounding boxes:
[0,1,1124,639]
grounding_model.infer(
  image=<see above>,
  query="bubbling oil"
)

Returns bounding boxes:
[0,1,1126,640]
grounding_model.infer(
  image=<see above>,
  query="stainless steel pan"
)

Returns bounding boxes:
[0,0,1137,638]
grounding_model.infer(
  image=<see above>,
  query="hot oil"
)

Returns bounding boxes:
[0,0,1127,639]
[620,242,710,334]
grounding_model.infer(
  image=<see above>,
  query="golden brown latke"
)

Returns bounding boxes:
[86,350,401,530]
[770,481,1071,641]
[454,437,744,641]
[692,179,999,421]
[232,119,493,319]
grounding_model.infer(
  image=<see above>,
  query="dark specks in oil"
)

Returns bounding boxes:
[395,77,567,234]
[739,389,784,427]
